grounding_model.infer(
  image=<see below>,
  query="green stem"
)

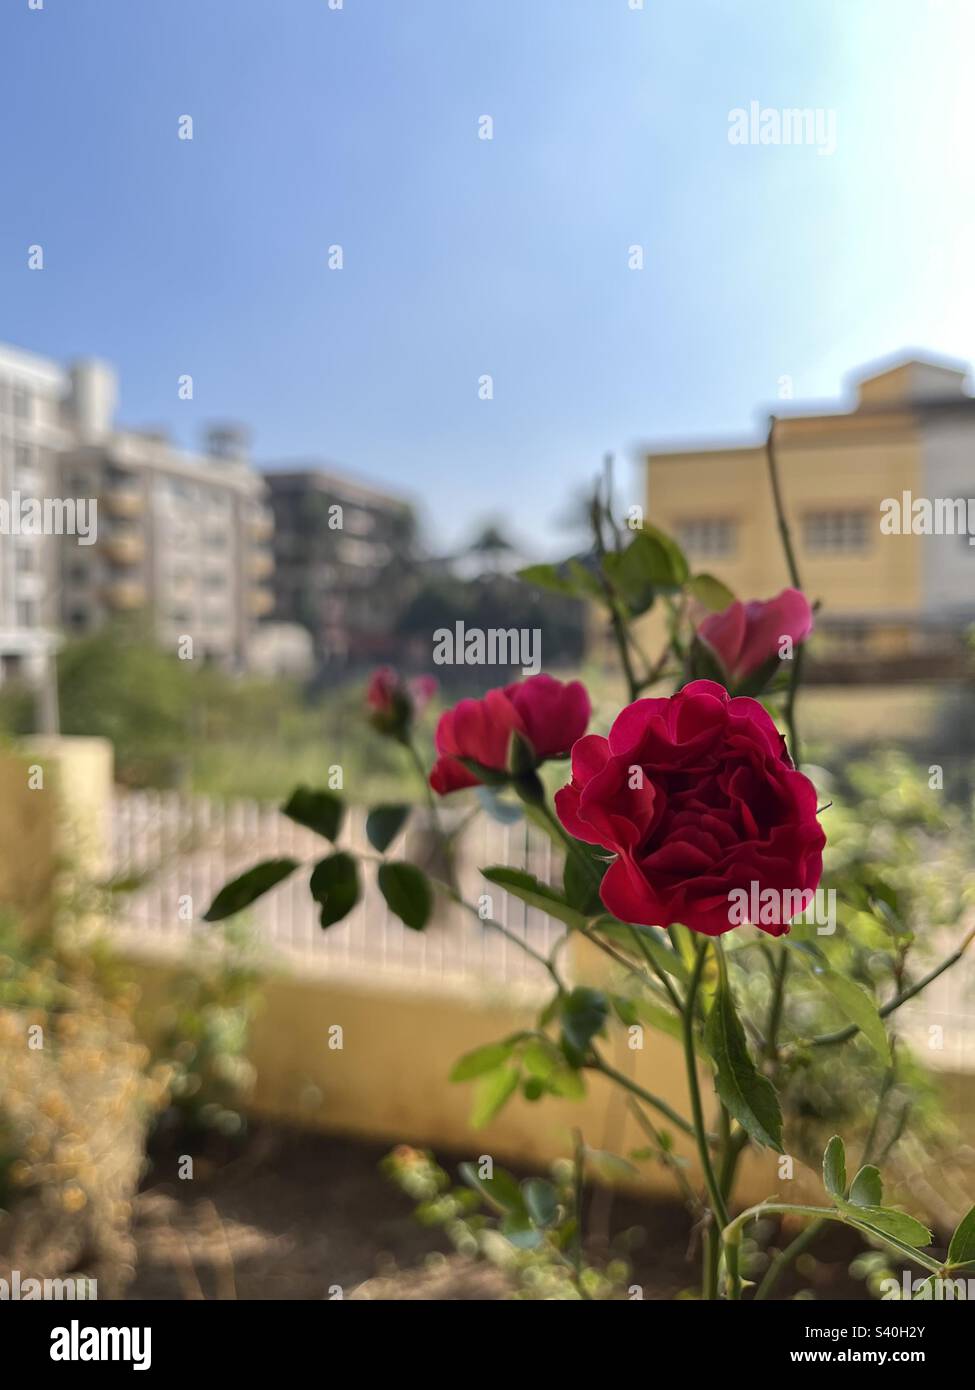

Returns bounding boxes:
[571,1128,590,1299]
[754,1217,826,1301]
[764,946,790,1063]
[805,923,975,1048]
[765,416,806,766]
[723,1203,944,1277]
[683,940,730,1299]
[589,1051,700,1141]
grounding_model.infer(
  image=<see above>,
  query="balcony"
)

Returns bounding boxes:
[248,588,274,617]
[249,550,274,579]
[103,579,147,611]
[104,488,144,519]
[104,533,145,566]
[249,510,274,541]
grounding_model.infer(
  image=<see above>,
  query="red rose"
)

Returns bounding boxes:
[697,588,813,687]
[554,679,825,936]
[430,674,591,795]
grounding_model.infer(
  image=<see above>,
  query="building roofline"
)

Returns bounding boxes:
[261,462,413,509]
[0,341,67,387]
[636,352,975,462]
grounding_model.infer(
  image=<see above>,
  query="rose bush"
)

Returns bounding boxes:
[207,444,975,1303]
[555,679,825,935]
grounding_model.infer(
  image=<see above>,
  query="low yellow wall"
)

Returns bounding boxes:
[125,948,793,1207]
[0,737,114,941]
[0,747,58,938]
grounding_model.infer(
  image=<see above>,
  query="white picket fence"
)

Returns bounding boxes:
[108,790,975,1067]
[109,789,566,990]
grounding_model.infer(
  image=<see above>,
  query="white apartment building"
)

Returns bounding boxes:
[0,343,274,681]
[0,343,69,684]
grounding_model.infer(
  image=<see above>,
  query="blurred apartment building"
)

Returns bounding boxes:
[263,466,418,669]
[0,343,68,684]
[642,354,975,677]
[0,341,275,682]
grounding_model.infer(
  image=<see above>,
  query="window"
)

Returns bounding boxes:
[676,517,737,559]
[12,385,31,420]
[16,599,38,627]
[802,510,870,554]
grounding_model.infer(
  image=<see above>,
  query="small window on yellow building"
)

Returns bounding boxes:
[676,517,737,558]
[802,510,870,554]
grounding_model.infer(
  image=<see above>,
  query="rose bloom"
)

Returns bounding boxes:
[697,588,814,687]
[430,674,590,795]
[555,679,825,936]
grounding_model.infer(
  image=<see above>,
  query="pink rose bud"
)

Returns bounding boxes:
[697,588,814,686]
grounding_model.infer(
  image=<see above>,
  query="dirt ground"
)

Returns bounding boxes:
[127,1122,867,1301]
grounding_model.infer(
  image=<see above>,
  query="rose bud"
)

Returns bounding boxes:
[696,588,814,692]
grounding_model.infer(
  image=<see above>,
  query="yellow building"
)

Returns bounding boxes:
[640,354,975,668]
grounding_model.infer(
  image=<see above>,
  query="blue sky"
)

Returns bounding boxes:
[2,0,973,553]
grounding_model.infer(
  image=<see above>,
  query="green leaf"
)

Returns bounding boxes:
[641,522,690,585]
[309,852,360,928]
[282,786,344,842]
[566,558,606,599]
[842,1204,933,1249]
[546,1066,587,1100]
[522,1177,558,1228]
[947,1204,975,1268]
[602,537,658,615]
[203,858,299,921]
[521,1039,558,1079]
[450,1040,517,1082]
[848,1164,883,1208]
[469,1065,521,1128]
[378,861,433,931]
[516,563,579,597]
[704,975,783,1152]
[458,1160,525,1212]
[629,996,687,1049]
[563,844,607,915]
[501,1211,544,1248]
[481,866,587,930]
[807,965,891,1063]
[365,803,411,853]
[823,1135,847,1198]
[687,573,736,611]
[560,986,609,1059]
[521,1038,586,1097]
